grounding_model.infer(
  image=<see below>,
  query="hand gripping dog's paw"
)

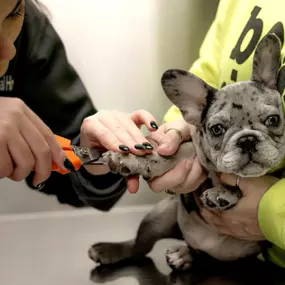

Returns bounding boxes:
[102,142,196,180]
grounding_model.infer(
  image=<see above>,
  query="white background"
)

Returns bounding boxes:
[0,0,219,213]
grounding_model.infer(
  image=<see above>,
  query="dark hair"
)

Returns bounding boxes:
[30,0,51,18]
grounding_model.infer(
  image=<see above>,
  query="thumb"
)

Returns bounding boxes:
[156,130,181,156]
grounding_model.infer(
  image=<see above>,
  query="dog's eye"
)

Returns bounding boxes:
[210,124,225,137]
[265,115,280,127]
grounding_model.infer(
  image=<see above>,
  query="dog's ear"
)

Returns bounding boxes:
[251,33,281,89]
[161,69,217,126]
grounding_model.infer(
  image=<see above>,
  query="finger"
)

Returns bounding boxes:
[172,157,207,194]
[99,114,147,156]
[219,173,238,187]
[115,113,154,152]
[144,127,165,148]
[24,107,66,169]
[156,130,182,156]
[157,119,191,155]
[148,160,192,193]
[8,129,35,182]
[20,117,53,186]
[83,118,130,153]
[199,207,225,228]
[0,143,13,179]
[145,135,159,150]
[127,176,140,194]
[130,110,158,131]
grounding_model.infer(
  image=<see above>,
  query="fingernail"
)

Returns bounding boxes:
[142,142,153,150]
[34,182,45,190]
[64,158,75,171]
[150,121,158,130]
[135,144,146,150]
[119,145,130,152]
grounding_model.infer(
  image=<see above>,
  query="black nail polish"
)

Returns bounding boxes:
[150,121,158,129]
[142,142,153,150]
[35,182,45,190]
[119,145,130,152]
[135,144,146,150]
[64,158,75,171]
[25,172,46,190]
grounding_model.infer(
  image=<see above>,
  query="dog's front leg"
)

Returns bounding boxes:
[101,141,196,180]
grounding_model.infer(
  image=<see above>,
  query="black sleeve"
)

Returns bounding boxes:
[11,0,127,211]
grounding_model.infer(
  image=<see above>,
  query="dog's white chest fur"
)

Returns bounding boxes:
[177,201,260,261]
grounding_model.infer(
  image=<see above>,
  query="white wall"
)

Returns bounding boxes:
[0,0,219,214]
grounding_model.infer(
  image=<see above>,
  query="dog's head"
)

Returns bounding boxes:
[161,34,285,177]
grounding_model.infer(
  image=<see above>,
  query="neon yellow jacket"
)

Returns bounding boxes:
[164,0,285,267]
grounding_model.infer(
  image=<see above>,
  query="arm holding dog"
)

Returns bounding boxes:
[162,7,285,267]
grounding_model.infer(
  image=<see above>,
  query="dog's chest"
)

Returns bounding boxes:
[177,201,260,260]
[177,205,222,252]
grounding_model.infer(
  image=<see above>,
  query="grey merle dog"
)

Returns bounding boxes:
[88,33,285,270]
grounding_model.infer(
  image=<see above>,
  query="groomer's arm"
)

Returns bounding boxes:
[15,0,127,210]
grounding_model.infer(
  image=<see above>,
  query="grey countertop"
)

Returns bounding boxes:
[0,205,284,285]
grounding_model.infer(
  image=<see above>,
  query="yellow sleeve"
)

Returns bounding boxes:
[258,179,285,249]
[164,0,228,123]
[258,179,285,267]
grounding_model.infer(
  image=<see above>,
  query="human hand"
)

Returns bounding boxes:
[146,119,207,194]
[196,173,279,241]
[80,109,158,192]
[0,97,66,187]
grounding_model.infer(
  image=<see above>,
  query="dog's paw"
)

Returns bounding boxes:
[102,151,162,180]
[88,242,133,265]
[102,142,196,181]
[200,186,241,211]
[165,245,193,271]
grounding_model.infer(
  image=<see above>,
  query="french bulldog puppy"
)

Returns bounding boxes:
[89,33,285,271]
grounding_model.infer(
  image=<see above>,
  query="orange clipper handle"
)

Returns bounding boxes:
[51,135,82,175]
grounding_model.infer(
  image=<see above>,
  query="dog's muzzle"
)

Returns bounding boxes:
[236,135,258,153]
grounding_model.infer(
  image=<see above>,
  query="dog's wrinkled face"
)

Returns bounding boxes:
[161,33,285,177]
[202,82,285,176]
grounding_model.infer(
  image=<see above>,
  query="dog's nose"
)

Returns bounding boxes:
[237,135,258,153]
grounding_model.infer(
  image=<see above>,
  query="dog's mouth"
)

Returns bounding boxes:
[216,136,282,177]
[218,149,279,177]
[237,159,268,177]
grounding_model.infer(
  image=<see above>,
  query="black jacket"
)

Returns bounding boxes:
[0,0,127,210]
